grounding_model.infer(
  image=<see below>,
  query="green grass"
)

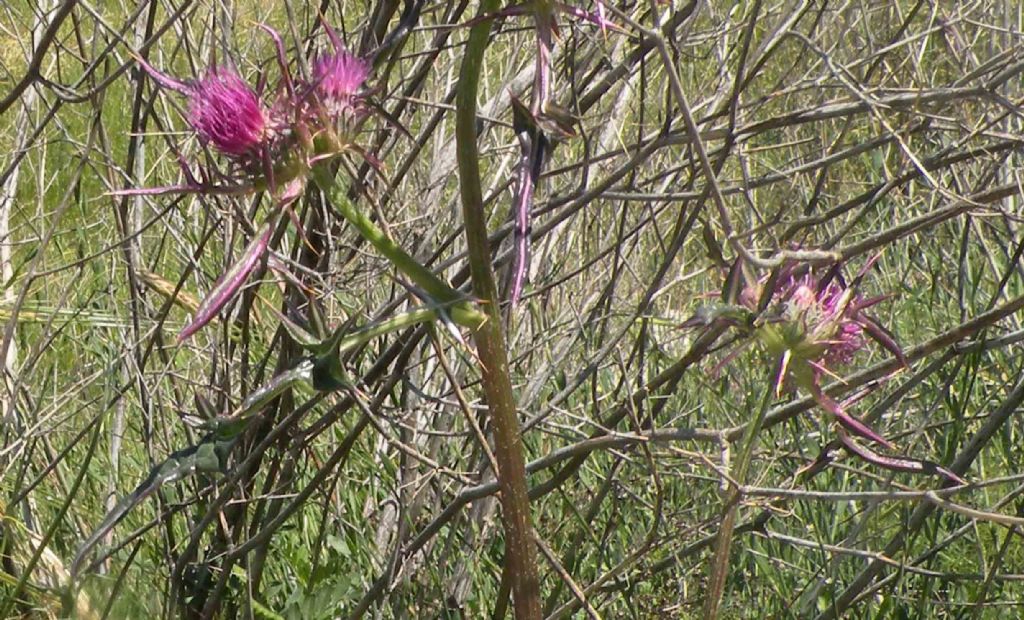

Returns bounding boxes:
[2,0,1024,618]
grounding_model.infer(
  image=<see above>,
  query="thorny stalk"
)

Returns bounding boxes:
[703,361,779,620]
[3,1,1024,618]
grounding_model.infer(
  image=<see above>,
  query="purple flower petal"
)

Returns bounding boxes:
[188,67,268,158]
[312,41,370,119]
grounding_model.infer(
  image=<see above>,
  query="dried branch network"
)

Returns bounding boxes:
[2,1,1024,618]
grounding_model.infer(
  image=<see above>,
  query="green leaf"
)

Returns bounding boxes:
[311,351,351,392]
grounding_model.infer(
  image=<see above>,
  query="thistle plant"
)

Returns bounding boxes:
[698,257,963,619]
[75,16,490,586]
[10,3,1024,619]
[740,261,902,447]
[131,58,273,160]
[186,67,271,159]
[120,23,484,341]
[131,56,294,194]
[693,258,963,483]
[310,33,371,126]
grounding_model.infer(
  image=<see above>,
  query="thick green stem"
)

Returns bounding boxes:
[704,363,780,619]
[455,5,542,620]
[311,166,487,330]
[337,307,447,353]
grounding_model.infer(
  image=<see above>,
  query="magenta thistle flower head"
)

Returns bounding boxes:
[312,45,370,120]
[768,270,866,368]
[696,259,961,484]
[735,260,906,378]
[739,261,908,446]
[187,67,268,158]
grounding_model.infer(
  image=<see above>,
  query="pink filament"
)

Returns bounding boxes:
[188,67,267,157]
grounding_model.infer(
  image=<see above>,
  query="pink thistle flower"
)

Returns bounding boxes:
[312,41,370,120]
[726,261,906,447]
[188,67,268,158]
[770,271,866,369]
[751,261,965,482]
[692,259,960,484]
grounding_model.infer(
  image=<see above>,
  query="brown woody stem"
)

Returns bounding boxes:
[454,3,542,618]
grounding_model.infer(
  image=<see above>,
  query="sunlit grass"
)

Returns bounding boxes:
[1,0,1023,618]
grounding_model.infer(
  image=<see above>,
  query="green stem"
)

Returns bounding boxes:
[455,5,542,619]
[236,360,314,419]
[241,308,452,423]
[337,307,443,353]
[704,361,780,619]
[310,166,486,330]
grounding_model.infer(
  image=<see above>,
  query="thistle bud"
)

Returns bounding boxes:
[312,48,370,120]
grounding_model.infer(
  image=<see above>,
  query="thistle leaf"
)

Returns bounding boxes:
[72,431,238,579]
[179,221,273,342]
[836,430,966,486]
[269,307,322,348]
[859,314,909,367]
[807,382,893,449]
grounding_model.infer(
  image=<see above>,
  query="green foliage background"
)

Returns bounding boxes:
[2,0,1024,618]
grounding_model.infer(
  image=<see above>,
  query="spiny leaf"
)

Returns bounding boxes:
[807,382,893,449]
[311,324,353,391]
[269,307,322,349]
[72,432,237,579]
[179,220,273,342]
[836,430,966,486]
